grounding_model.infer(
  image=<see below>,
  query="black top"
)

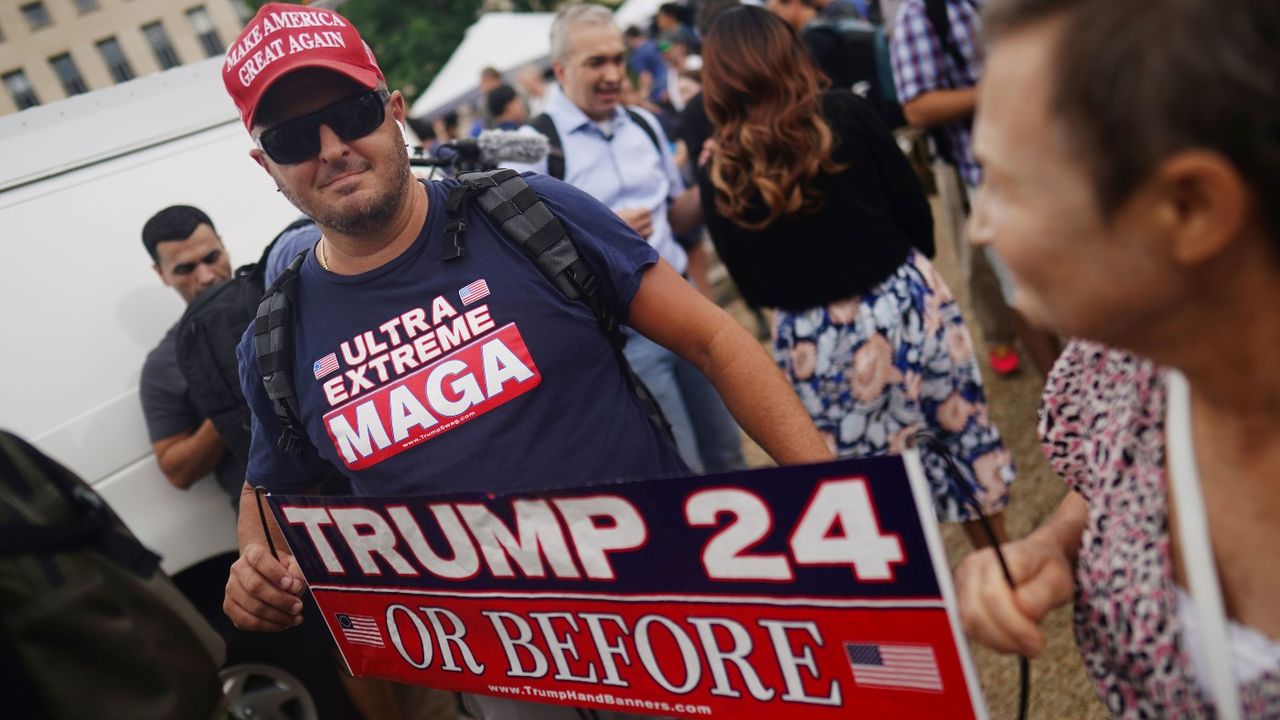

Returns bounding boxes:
[697,90,934,311]
[678,92,714,169]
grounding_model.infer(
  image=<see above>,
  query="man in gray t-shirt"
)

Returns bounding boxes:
[140,325,246,506]
[139,205,241,507]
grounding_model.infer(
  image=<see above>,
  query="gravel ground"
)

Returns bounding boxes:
[718,195,1109,720]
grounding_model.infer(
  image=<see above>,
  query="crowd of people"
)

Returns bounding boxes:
[137,0,1277,718]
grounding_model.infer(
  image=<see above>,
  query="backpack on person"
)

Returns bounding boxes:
[174,217,316,463]
[530,109,664,181]
[253,170,675,455]
[0,430,226,720]
[804,16,906,129]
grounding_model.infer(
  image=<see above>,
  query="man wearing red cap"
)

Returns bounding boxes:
[220,4,832,718]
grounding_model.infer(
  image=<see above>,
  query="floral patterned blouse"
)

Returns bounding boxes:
[1039,339,1280,718]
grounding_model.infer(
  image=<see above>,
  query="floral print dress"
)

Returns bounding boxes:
[1040,339,1280,718]
[773,250,1014,522]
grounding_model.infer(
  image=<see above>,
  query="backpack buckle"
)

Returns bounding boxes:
[443,217,467,260]
[465,173,501,191]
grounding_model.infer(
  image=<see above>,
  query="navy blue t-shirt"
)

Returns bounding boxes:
[237,175,688,497]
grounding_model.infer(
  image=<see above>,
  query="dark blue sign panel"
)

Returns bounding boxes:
[270,452,986,719]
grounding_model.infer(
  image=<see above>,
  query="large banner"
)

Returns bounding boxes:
[269,452,987,719]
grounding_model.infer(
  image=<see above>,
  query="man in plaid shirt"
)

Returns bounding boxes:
[891,0,1044,376]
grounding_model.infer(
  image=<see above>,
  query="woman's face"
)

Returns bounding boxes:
[970,20,1186,346]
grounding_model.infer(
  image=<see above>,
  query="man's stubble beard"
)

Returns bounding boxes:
[280,139,413,236]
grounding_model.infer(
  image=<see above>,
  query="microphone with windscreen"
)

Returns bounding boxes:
[474,129,551,166]
[417,130,550,173]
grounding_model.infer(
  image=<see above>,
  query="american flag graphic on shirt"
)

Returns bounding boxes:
[313,352,339,379]
[459,278,490,305]
[336,613,384,648]
[844,642,943,692]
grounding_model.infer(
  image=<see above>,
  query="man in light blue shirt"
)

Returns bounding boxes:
[509,4,744,474]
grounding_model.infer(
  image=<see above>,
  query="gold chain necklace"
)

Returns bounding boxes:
[317,237,330,271]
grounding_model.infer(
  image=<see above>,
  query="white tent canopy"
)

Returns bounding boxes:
[408,12,555,122]
[614,0,666,30]
[409,2,668,123]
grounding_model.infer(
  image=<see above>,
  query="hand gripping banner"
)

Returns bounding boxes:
[268,451,988,719]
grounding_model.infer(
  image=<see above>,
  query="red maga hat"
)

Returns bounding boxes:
[222,2,385,131]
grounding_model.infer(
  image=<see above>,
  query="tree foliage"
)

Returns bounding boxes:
[245,0,483,98]
[335,0,484,98]
[246,1,621,100]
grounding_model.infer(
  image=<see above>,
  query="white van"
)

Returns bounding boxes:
[0,57,354,719]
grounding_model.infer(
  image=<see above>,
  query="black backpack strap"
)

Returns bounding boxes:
[530,113,565,181]
[532,110,661,182]
[921,0,970,175]
[924,0,969,74]
[253,249,309,454]
[447,169,676,444]
[443,181,473,261]
[623,108,664,157]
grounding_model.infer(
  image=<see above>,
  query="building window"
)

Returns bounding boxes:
[50,53,88,96]
[96,37,135,83]
[186,7,224,57]
[73,0,99,13]
[3,69,40,109]
[21,2,52,30]
[142,21,181,69]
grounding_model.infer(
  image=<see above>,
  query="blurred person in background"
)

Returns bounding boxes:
[485,83,526,130]
[469,66,504,137]
[515,64,553,117]
[676,0,743,183]
[699,6,1014,545]
[432,111,461,145]
[624,24,668,108]
[955,0,1280,716]
[890,0,1060,377]
[655,2,700,51]
[517,4,746,475]
[658,31,699,114]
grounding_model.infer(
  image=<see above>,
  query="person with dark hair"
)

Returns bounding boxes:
[485,83,525,130]
[656,2,692,31]
[624,24,667,107]
[436,110,460,143]
[955,0,1280,716]
[699,5,1014,545]
[140,205,412,719]
[676,0,741,175]
[138,205,240,500]
[219,5,830,718]
[656,2,701,53]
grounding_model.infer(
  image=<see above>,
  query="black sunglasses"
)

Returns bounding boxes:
[257,88,391,164]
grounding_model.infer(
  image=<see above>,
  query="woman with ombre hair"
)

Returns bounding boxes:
[698,5,1014,545]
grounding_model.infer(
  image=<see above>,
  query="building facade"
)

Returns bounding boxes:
[0,0,247,116]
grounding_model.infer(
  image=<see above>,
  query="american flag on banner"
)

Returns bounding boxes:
[336,613,384,648]
[459,278,490,305]
[844,642,943,692]
[313,352,339,379]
